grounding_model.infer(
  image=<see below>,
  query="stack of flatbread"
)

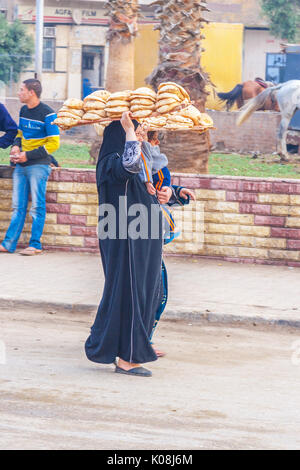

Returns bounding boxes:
[156,82,190,115]
[53,83,214,133]
[179,105,214,129]
[198,113,214,130]
[129,87,157,120]
[105,91,131,119]
[141,115,167,128]
[54,99,84,129]
[82,90,111,121]
[165,115,194,130]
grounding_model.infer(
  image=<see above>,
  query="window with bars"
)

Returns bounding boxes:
[43,38,55,72]
[266,53,286,84]
[82,54,95,71]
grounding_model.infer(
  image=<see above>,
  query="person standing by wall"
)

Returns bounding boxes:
[0,79,60,256]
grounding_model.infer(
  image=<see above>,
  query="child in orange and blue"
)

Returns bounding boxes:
[140,131,180,244]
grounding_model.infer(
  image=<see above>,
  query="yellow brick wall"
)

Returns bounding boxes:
[1,171,300,266]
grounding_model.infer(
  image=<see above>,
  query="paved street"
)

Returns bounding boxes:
[0,306,300,450]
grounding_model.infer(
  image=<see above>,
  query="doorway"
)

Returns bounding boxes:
[82,46,105,98]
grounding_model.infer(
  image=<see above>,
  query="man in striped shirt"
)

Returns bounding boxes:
[0,79,60,255]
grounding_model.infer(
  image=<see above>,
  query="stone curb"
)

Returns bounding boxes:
[1,298,300,329]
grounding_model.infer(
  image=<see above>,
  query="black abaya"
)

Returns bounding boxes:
[85,122,163,365]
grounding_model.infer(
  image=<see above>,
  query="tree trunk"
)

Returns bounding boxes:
[147,0,211,174]
[106,37,135,92]
[105,0,139,92]
[160,130,210,174]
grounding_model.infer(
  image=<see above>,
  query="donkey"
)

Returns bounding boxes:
[237,80,300,162]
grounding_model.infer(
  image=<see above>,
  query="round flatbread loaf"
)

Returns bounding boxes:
[57,111,81,120]
[130,94,156,103]
[131,109,153,118]
[63,99,84,110]
[54,117,79,127]
[83,110,106,121]
[156,102,181,114]
[105,100,130,108]
[130,104,155,113]
[83,100,106,111]
[156,92,181,102]
[167,115,194,126]
[198,113,214,127]
[84,95,106,104]
[143,116,167,127]
[157,85,183,99]
[58,108,84,118]
[130,98,156,107]
[130,87,156,101]
[165,123,193,130]
[156,97,179,108]
[106,106,130,114]
[104,116,121,120]
[86,90,111,102]
[109,91,132,101]
[179,105,202,125]
[158,82,190,100]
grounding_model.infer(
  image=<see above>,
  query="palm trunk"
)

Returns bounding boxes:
[106,37,135,92]
[105,0,139,92]
[147,0,211,174]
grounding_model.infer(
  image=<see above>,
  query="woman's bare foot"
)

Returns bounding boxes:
[117,358,141,371]
[0,245,8,253]
[153,347,166,358]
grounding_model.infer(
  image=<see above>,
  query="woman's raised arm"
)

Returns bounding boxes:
[120,112,142,174]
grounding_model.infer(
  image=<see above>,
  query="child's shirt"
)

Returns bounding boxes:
[140,141,168,184]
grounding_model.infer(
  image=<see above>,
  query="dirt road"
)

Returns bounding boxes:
[0,307,299,450]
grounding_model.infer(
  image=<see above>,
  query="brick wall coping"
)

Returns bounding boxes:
[1,165,300,189]
[171,172,300,184]
[207,109,280,116]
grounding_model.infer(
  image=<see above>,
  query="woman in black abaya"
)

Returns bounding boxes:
[85,113,163,377]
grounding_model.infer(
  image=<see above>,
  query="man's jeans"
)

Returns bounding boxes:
[2,164,51,253]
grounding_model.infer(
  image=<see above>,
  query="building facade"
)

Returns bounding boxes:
[3,0,285,102]
[206,0,283,83]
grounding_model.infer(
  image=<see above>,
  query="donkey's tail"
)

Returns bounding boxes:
[237,83,283,126]
[217,84,243,110]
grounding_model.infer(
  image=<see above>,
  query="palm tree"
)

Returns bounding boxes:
[147,0,211,173]
[105,0,140,92]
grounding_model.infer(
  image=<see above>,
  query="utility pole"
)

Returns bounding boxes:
[35,0,44,81]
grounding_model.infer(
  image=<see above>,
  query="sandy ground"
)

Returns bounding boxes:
[0,306,300,450]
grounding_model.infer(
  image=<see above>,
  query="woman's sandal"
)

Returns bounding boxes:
[115,366,152,377]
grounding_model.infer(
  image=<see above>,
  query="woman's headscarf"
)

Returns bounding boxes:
[96,120,139,186]
[98,120,140,162]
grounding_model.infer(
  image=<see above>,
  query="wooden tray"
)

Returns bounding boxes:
[54,118,215,133]
[146,126,216,133]
[53,101,198,130]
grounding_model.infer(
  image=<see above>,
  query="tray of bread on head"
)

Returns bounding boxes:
[53,82,214,135]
